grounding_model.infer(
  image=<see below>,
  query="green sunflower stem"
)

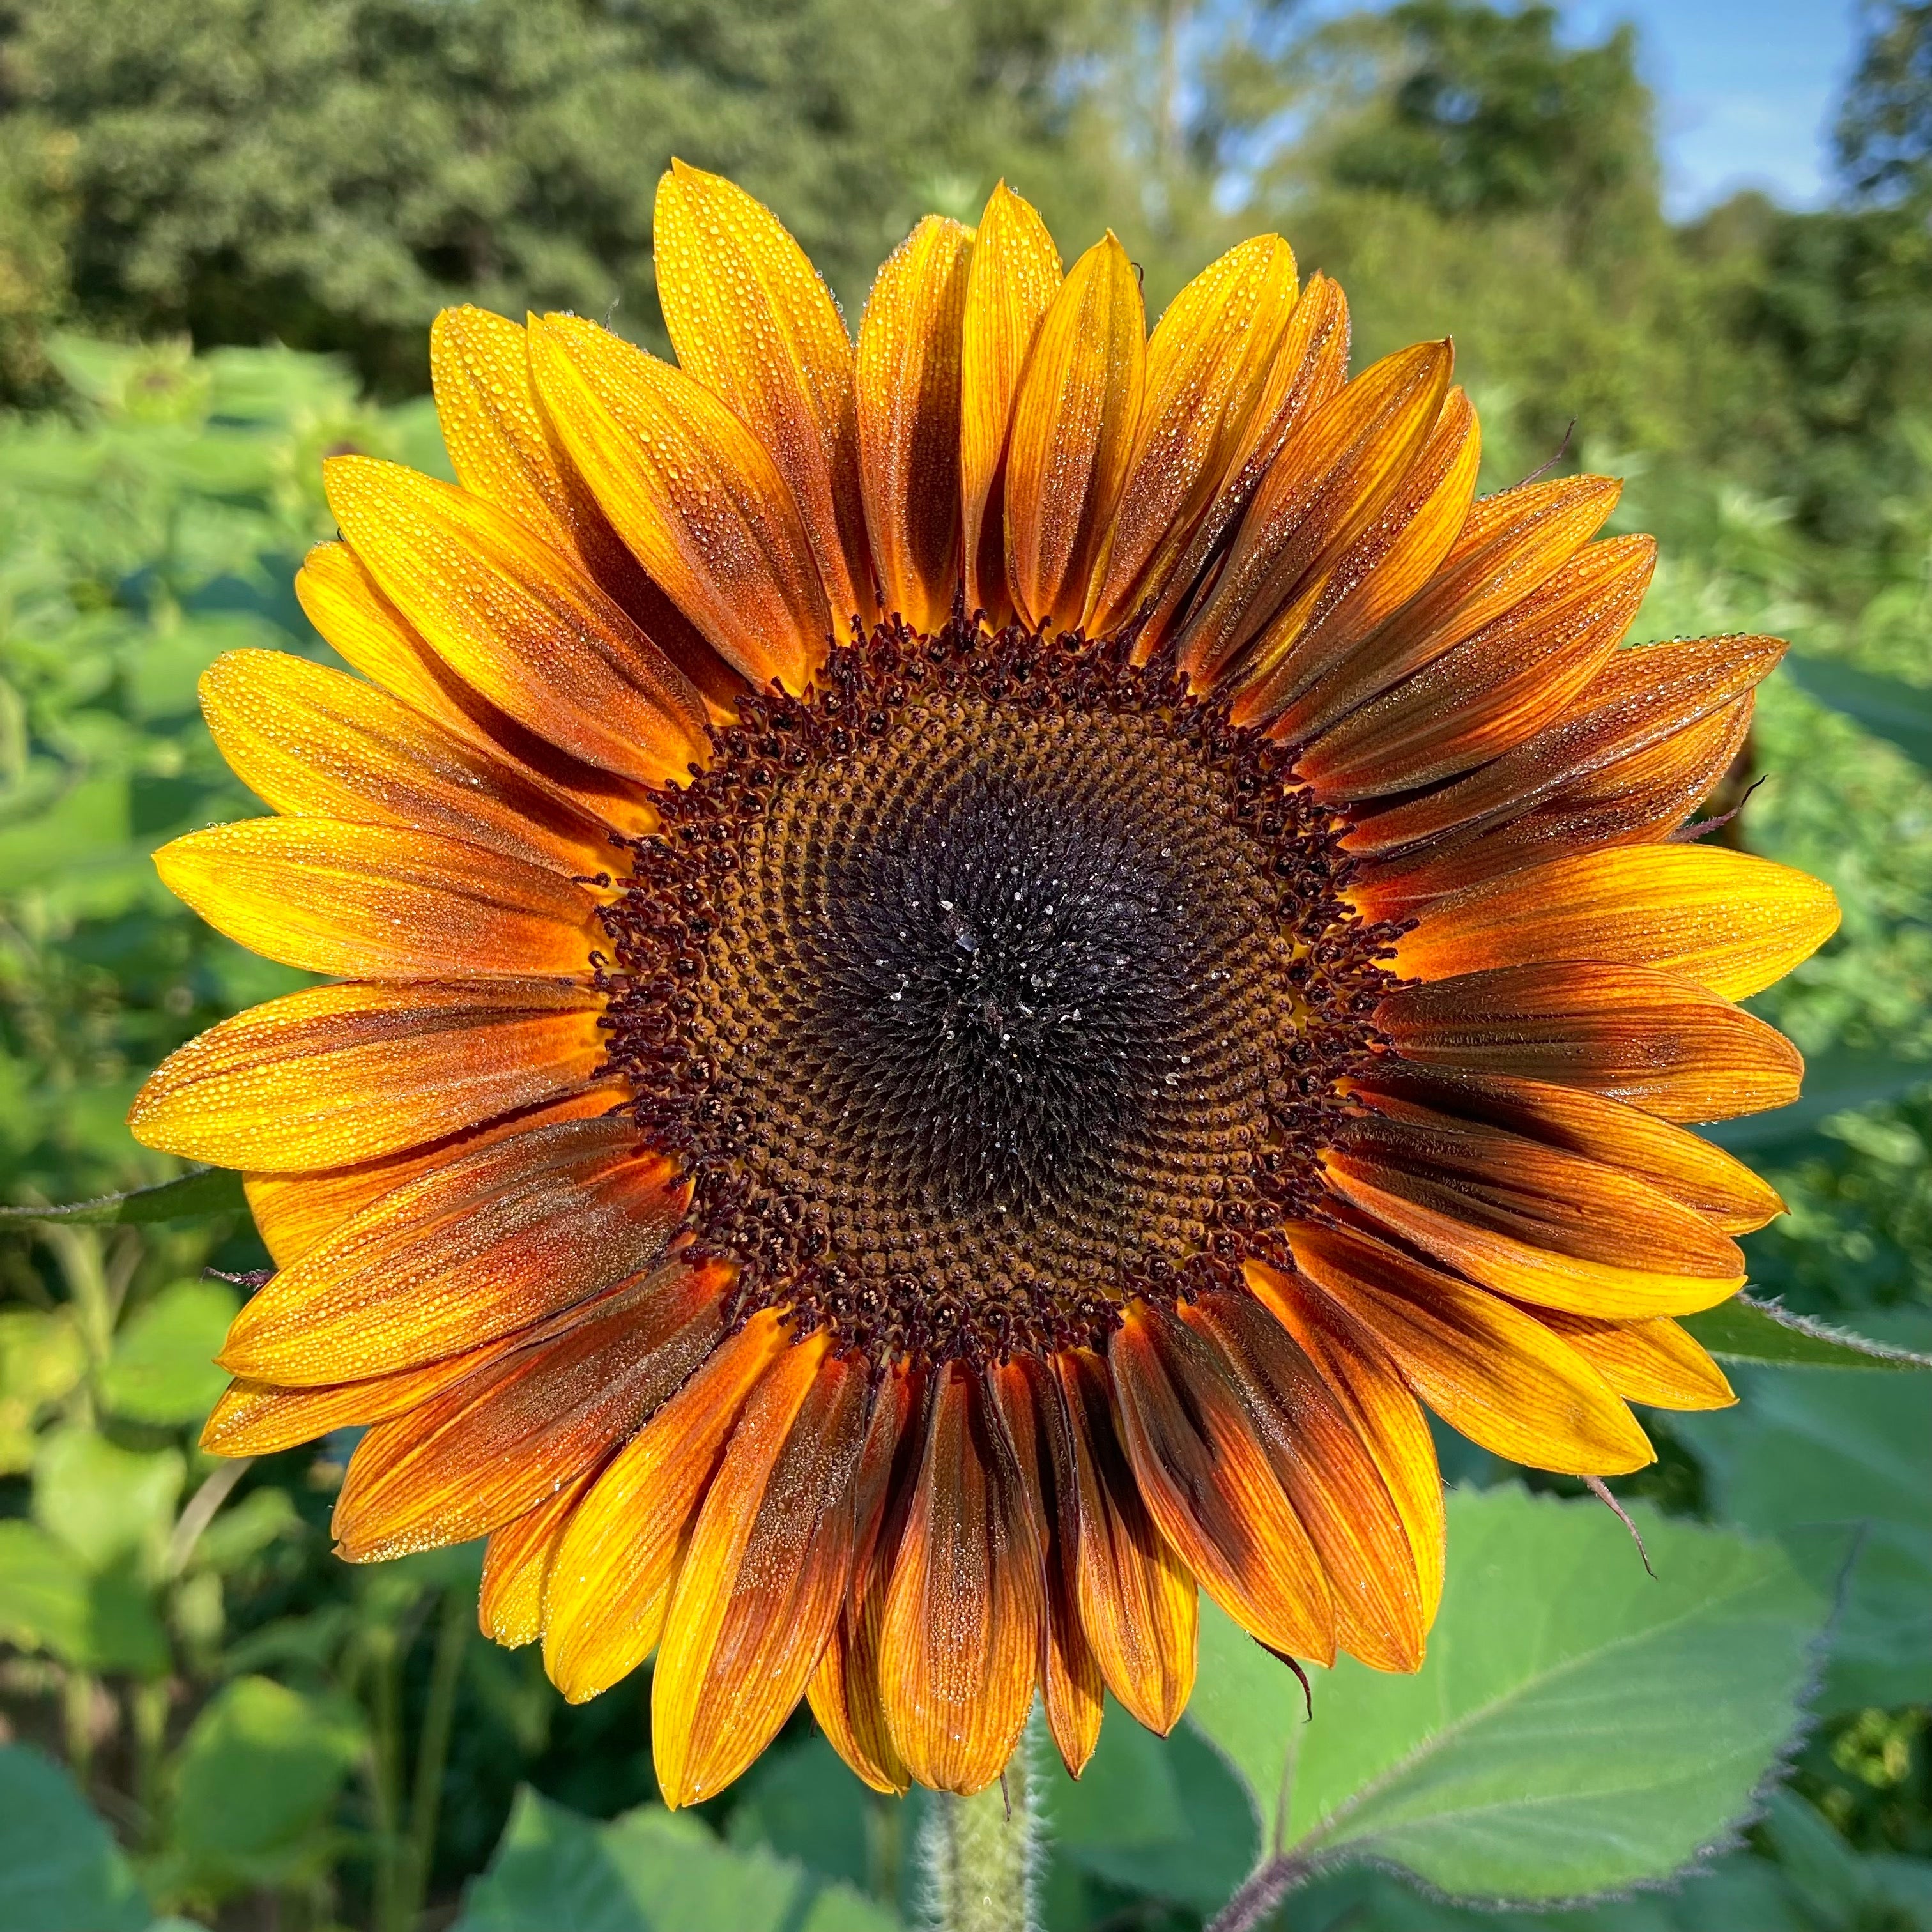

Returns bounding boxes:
[924,1729,1041,1932]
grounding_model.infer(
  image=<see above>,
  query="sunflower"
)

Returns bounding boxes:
[130,164,1837,1805]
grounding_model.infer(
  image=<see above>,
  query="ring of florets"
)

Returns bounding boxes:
[593,613,1406,1372]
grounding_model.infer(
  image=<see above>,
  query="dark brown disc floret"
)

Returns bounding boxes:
[598,617,1405,1370]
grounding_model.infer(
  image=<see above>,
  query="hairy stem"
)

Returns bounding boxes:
[923,1735,1039,1932]
[1205,1855,1315,1932]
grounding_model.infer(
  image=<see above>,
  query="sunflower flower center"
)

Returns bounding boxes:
[600,620,1404,1368]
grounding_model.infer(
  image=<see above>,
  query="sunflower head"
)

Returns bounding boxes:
[130,161,1838,1807]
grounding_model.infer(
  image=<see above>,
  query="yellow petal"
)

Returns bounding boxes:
[293,542,661,834]
[1084,235,1298,636]
[1533,1311,1736,1412]
[129,980,606,1172]
[958,182,1064,622]
[1394,844,1841,1000]
[199,649,617,877]
[653,1337,871,1806]
[1234,387,1481,725]
[243,1088,625,1268]
[654,161,871,626]
[1178,341,1453,686]
[431,305,747,719]
[155,818,599,981]
[479,1472,597,1648]
[218,1120,686,1383]
[1287,1222,1655,1476]
[324,457,708,788]
[543,1310,790,1703]
[1003,232,1146,632]
[529,312,830,691]
[1135,272,1352,655]
[856,217,974,632]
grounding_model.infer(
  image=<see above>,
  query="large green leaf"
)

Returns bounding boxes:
[33,1427,183,1575]
[0,1521,170,1676]
[1675,1323,1932,1713]
[1682,1294,1932,1371]
[1186,1487,1825,1909]
[1042,1705,1255,1913]
[98,1279,240,1425]
[0,1746,150,1932]
[163,1676,367,1892]
[1781,652,1932,771]
[455,1790,900,1932]
[0,1168,247,1227]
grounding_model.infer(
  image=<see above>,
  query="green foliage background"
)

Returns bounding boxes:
[1,3,1931,1928]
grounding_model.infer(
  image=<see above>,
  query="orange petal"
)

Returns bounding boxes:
[808,1373,918,1796]
[199,1340,521,1458]
[856,217,974,632]
[1352,695,1754,916]
[654,1337,871,1805]
[1345,635,1786,857]
[1003,232,1146,633]
[878,1363,1045,1793]
[1244,1261,1446,1625]
[1084,236,1299,637]
[1533,1310,1736,1412]
[1393,845,1841,1000]
[1337,1101,1746,1278]
[479,1470,597,1648]
[1355,1064,1785,1234]
[542,1308,790,1703]
[429,305,744,719]
[528,312,830,691]
[1233,387,1482,726]
[1182,1290,1425,1673]
[1109,1300,1335,1664]
[1177,340,1452,687]
[990,1356,1104,1776]
[332,1261,727,1561]
[218,1118,687,1383]
[1273,471,1622,743]
[1298,533,1655,799]
[1376,961,1804,1123]
[325,457,708,788]
[1287,1220,1654,1476]
[654,162,871,627]
[959,182,1063,624]
[1137,273,1351,657]
[242,1087,625,1268]
[199,650,618,877]
[1320,1145,1744,1320]
[154,818,600,981]
[1055,1348,1198,1736]
[129,980,606,1172]
[293,541,663,834]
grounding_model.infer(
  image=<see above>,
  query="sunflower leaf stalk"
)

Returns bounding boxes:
[923,1732,1040,1932]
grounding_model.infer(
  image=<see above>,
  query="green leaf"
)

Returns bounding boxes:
[99,1279,240,1425]
[0,1521,170,1676]
[455,1789,900,1932]
[1682,1294,1932,1371]
[1675,1328,1932,1713]
[1187,1487,1827,1906]
[724,1734,873,1892]
[0,1310,88,1472]
[0,1168,247,1227]
[1043,1705,1255,1913]
[1700,1046,1932,1154]
[0,1745,150,1932]
[1782,651,1932,771]
[33,1427,183,1575]
[165,1676,367,1891]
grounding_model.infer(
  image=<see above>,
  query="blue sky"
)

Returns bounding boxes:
[1561,0,1862,215]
